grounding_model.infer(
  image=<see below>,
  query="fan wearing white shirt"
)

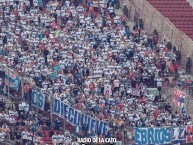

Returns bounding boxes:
[0,112,8,120]
[52,133,58,145]
[113,78,120,93]
[8,117,15,125]
[156,77,162,95]
[72,140,79,145]
[33,0,38,7]
[64,135,72,145]
[108,5,114,15]
[28,132,33,141]
[8,109,16,117]
[21,129,28,145]
[113,16,120,24]
[76,4,84,13]
[65,0,71,8]
[99,0,107,8]
[0,131,6,142]
[58,133,65,144]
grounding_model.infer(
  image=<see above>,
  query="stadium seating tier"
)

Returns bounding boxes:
[147,0,193,40]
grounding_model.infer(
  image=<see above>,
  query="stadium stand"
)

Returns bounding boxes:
[147,0,193,40]
[0,0,193,145]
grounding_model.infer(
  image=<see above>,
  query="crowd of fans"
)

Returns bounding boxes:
[0,98,80,145]
[0,0,193,144]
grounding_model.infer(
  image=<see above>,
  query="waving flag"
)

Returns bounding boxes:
[4,70,21,91]
[173,88,186,107]
[182,106,188,118]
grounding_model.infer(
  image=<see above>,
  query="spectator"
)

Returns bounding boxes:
[0,129,6,143]
[54,119,61,131]
[176,48,181,65]
[166,41,172,51]
[58,132,65,144]
[49,127,55,138]
[72,139,79,145]
[52,132,58,145]
[116,129,123,145]
[173,45,177,53]
[75,124,80,137]
[9,128,15,141]
[21,129,28,145]
[186,55,192,73]
[15,130,22,145]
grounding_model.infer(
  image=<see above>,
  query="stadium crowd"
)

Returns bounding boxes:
[0,0,193,144]
[0,98,79,145]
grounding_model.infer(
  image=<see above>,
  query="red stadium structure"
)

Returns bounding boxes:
[147,0,193,40]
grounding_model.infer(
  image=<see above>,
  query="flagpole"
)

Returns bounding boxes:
[186,96,190,115]
[8,68,10,98]
[21,75,24,99]
[49,92,53,124]
[36,87,39,115]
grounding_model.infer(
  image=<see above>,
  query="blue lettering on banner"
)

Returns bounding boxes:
[31,90,45,110]
[53,99,60,114]
[135,127,171,144]
[73,110,81,126]
[90,119,95,133]
[64,103,68,119]
[103,122,108,135]
[148,128,155,144]
[68,108,74,122]
[141,129,147,144]
[172,127,185,144]
[82,115,91,129]
[53,99,109,135]
[96,120,104,135]
[155,128,159,143]
[135,128,141,144]
[81,114,87,124]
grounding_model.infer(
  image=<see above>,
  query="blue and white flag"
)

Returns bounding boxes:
[31,90,45,110]
[4,72,21,91]
[182,106,188,118]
